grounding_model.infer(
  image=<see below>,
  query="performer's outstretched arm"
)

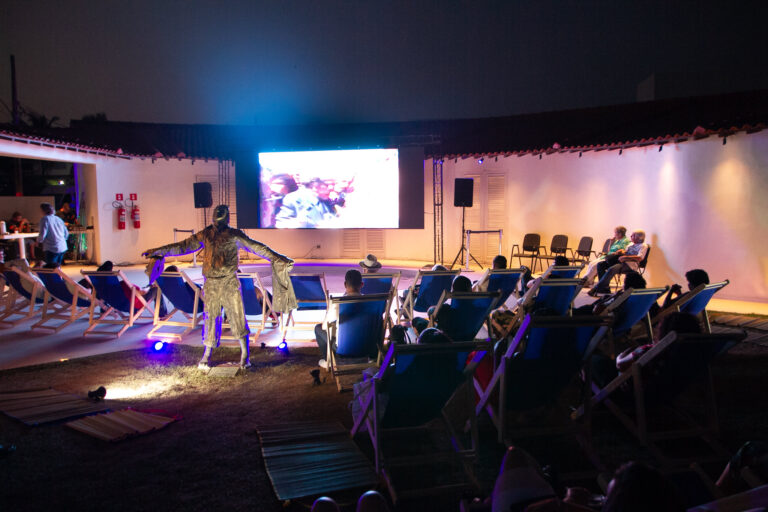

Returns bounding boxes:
[234,229,293,264]
[142,232,204,258]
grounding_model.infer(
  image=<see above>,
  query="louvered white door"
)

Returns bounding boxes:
[485,175,506,261]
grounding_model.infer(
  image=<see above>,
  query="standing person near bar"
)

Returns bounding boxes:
[142,205,296,370]
[37,202,69,268]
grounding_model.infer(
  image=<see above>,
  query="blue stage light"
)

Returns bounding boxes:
[278,341,288,351]
[153,341,165,351]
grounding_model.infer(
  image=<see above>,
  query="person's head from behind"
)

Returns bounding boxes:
[685,269,709,290]
[417,327,452,344]
[452,275,472,293]
[60,201,71,212]
[40,202,54,216]
[614,225,627,239]
[623,271,646,291]
[359,254,382,273]
[431,264,448,272]
[11,211,22,222]
[554,255,569,267]
[269,174,298,196]
[164,265,179,273]
[492,255,507,270]
[604,461,682,512]
[630,230,646,244]
[310,496,340,512]
[97,261,114,272]
[356,490,390,512]
[658,312,702,339]
[344,269,363,293]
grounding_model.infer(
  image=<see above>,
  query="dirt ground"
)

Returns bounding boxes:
[1,336,767,511]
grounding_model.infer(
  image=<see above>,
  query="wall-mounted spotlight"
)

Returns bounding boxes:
[579,152,582,158]
[539,154,542,160]
[723,137,727,145]
[658,145,663,152]
[619,149,623,155]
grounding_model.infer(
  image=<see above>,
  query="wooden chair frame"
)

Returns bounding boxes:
[32,268,97,333]
[361,272,401,331]
[81,270,154,338]
[281,273,329,342]
[148,270,204,341]
[0,267,48,326]
[428,290,501,342]
[398,269,460,324]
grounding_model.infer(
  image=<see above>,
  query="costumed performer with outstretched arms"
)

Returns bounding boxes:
[142,205,296,370]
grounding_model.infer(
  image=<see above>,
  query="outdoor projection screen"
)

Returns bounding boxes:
[260,148,398,228]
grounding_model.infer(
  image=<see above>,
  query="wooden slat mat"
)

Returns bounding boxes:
[258,421,379,501]
[0,388,110,426]
[66,409,177,441]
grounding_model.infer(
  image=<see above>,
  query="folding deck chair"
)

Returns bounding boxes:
[236,272,277,341]
[361,272,400,328]
[32,268,97,333]
[282,273,329,342]
[148,270,204,341]
[573,329,748,466]
[654,281,729,333]
[398,269,459,323]
[0,267,48,326]
[603,286,669,341]
[476,315,610,448]
[81,270,155,338]
[325,293,389,391]
[429,290,501,342]
[548,264,585,278]
[484,268,524,310]
[351,340,490,503]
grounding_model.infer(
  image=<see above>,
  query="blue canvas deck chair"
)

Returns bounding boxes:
[0,267,49,326]
[398,269,459,323]
[602,286,668,341]
[429,290,501,342]
[31,268,97,333]
[484,268,524,310]
[476,315,610,448]
[325,293,389,392]
[282,273,329,342]
[547,264,584,279]
[221,272,276,343]
[148,270,204,341]
[361,272,400,328]
[351,340,490,502]
[81,270,155,338]
[654,280,729,334]
[573,329,747,466]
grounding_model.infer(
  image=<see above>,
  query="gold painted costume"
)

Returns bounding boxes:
[144,220,296,349]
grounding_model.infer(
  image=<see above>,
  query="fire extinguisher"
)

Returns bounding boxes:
[131,205,140,229]
[117,206,126,230]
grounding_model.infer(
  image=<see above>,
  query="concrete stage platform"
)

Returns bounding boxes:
[1,258,766,371]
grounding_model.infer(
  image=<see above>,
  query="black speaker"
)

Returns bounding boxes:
[454,178,474,207]
[193,182,213,208]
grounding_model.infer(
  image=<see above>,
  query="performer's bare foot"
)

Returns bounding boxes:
[198,346,212,370]
[239,358,252,369]
[238,337,251,369]
[197,361,210,371]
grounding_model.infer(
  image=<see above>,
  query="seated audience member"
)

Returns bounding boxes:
[400,263,449,313]
[473,254,508,292]
[574,271,653,316]
[356,490,390,512]
[359,253,382,273]
[164,265,179,272]
[602,461,683,512]
[416,326,452,344]
[659,268,709,311]
[589,230,648,296]
[315,269,364,369]
[582,226,630,287]
[615,311,701,373]
[715,441,768,496]
[7,211,31,233]
[521,256,571,297]
[310,496,340,512]
[56,200,78,227]
[83,261,166,316]
[412,275,472,335]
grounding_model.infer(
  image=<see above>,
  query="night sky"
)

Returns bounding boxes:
[1,0,767,126]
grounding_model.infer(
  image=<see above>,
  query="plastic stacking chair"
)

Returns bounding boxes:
[573,329,747,466]
[32,268,97,333]
[325,293,389,391]
[282,273,329,342]
[536,234,570,272]
[398,269,459,323]
[654,280,729,334]
[429,290,501,341]
[484,268,524,310]
[0,267,48,326]
[81,270,155,338]
[148,270,204,341]
[476,315,610,453]
[351,340,490,502]
[510,233,541,270]
[569,236,594,265]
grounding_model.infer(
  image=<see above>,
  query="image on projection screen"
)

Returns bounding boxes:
[258,148,399,229]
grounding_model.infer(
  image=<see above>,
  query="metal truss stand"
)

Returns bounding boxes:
[433,158,444,265]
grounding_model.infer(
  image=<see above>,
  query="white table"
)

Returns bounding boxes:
[0,232,38,260]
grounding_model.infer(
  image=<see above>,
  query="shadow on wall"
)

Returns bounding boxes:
[646,233,683,287]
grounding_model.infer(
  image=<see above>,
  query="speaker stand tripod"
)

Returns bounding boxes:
[449,206,483,270]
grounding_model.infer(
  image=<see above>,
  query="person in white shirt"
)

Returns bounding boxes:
[37,203,69,268]
[315,269,363,368]
[589,230,649,296]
